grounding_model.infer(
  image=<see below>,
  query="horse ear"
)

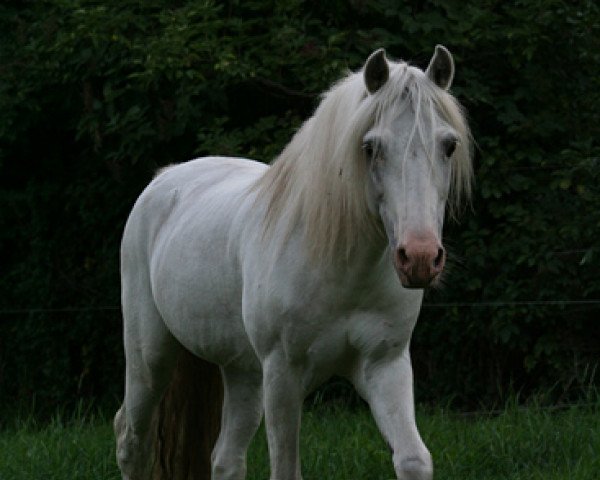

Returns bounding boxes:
[364,48,389,94]
[426,45,455,90]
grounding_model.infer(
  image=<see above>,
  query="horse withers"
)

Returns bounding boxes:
[114,45,472,480]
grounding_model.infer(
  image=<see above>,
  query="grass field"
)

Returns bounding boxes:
[1,400,598,480]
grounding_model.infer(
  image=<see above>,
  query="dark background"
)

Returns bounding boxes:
[1,0,599,418]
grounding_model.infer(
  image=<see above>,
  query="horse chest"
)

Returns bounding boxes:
[245,250,420,360]
[271,291,419,373]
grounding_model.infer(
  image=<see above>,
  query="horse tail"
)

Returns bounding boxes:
[152,349,223,480]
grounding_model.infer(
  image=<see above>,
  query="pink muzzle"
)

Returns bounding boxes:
[393,231,445,288]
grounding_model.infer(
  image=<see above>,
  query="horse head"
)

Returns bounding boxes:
[362,46,471,288]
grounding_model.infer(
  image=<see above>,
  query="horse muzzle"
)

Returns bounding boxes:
[393,232,446,289]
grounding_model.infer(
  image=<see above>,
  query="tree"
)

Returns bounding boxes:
[0,0,598,413]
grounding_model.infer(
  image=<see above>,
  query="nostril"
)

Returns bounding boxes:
[433,247,445,269]
[397,247,409,267]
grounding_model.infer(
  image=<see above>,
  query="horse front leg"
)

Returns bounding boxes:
[351,349,433,480]
[212,366,263,480]
[262,349,304,480]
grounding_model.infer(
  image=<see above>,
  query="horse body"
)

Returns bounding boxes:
[115,46,472,480]
[129,155,420,377]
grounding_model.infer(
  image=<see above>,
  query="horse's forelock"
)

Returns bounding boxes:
[375,64,473,213]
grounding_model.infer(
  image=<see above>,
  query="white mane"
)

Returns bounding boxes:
[254,59,473,263]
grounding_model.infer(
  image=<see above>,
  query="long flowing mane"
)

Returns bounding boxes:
[254,59,472,263]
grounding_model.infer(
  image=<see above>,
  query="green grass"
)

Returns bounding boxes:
[1,401,598,479]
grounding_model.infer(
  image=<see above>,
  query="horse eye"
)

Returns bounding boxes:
[444,138,458,158]
[362,140,375,159]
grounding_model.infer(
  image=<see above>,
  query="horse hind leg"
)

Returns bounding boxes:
[114,291,181,480]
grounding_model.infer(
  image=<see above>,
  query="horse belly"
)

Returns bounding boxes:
[158,271,253,368]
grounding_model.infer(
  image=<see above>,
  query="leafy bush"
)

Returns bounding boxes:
[1,0,598,412]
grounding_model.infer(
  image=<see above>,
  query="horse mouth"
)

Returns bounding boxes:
[396,270,441,289]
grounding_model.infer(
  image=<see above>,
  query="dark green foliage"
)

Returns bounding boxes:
[1,0,598,412]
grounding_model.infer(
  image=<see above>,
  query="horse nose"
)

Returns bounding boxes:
[395,233,445,288]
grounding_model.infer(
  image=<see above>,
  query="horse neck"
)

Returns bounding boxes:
[331,225,390,283]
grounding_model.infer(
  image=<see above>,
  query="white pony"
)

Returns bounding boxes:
[114,46,472,480]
